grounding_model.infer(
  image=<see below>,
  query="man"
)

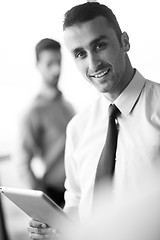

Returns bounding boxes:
[19,38,74,207]
[28,2,160,239]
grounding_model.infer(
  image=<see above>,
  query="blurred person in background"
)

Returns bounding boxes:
[19,38,74,207]
[28,2,160,239]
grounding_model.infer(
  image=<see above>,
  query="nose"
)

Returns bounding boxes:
[88,52,101,72]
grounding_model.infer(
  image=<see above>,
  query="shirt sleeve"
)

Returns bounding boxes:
[64,122,81,210]
[17,109,40,187]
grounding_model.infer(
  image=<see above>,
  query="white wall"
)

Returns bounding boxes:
[0,0,159,152]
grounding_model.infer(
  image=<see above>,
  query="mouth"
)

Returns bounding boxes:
[89,68,111,79]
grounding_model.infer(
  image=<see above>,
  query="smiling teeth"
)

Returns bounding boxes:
[91,70,109,78]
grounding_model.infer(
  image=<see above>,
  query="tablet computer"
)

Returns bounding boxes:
[0,187,72,233]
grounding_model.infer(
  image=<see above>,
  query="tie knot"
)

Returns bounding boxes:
[108,104,120,119]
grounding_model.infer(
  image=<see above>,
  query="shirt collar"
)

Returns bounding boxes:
[100,70,146,119]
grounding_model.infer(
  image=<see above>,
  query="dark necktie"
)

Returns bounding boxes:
[94,104,121,191]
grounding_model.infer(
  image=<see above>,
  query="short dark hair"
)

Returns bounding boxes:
[35,38,61,61]
[63,2,122,42]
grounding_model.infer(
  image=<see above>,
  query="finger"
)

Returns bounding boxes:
[28,226,38,234]
[29,233,59,240]
[28,226,56,235]
[42,233,61,240]
[29,233,43,239]
[29,219,47,228]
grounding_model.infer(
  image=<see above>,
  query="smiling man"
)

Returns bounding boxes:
[64,14,133,100]
[28,2,160,239]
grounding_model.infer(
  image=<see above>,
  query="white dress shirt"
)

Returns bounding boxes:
[64,70,160,220]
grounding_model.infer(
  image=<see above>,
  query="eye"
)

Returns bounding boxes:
[94,42,107,51]
[75,50,87,59]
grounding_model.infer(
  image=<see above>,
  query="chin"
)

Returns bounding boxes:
[97,85,111,94]
[100,88,109,93]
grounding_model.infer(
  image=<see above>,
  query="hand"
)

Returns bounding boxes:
[28,219,61,239]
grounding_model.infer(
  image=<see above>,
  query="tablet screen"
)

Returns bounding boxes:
[1,187,72,233]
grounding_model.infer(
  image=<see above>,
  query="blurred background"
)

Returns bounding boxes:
[0,0,160,239]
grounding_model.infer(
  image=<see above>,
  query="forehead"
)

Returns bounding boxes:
[38,49,61,62]
[64,16,116,51]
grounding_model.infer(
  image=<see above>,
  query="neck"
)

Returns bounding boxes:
[103,55,135,102]
[40,82,59,100]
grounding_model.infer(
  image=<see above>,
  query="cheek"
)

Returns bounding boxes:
[116,52,126,70]
[75,60,88,76]
[104,50,125,73]
[51,65,60,75]
[102,43,124,66]
[41,67,48,77]
[44,67,50,76]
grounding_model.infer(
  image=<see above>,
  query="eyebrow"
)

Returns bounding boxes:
[89,35,108,47]
[72,35,108,55]
[72,47,84,55]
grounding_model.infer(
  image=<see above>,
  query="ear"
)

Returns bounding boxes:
[121,32,130,52]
